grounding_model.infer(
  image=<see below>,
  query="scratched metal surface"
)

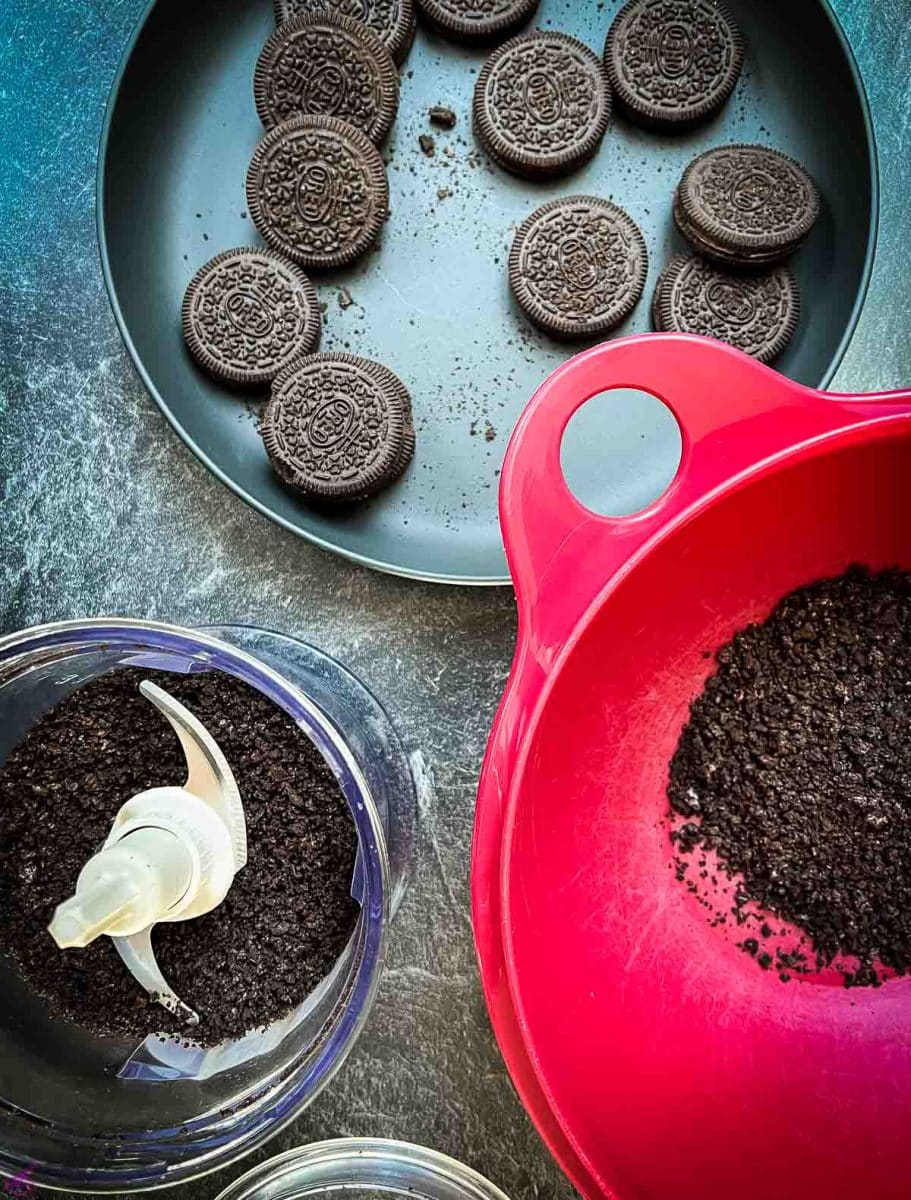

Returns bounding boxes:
[1,1,910,1198]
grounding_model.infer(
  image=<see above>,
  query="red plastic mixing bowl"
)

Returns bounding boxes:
[473,334,911,1200]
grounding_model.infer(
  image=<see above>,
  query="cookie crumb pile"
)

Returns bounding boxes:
[668,566,911,988]
[0,669,359,1044]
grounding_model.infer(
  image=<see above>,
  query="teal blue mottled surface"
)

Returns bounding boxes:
[1,2,910,1198]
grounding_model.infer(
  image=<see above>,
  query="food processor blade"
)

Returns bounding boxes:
[113,927,199,1025]
[48,681,248,1026]
[139,680,247,870]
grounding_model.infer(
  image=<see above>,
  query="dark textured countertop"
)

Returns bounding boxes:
[1,2,909,1198]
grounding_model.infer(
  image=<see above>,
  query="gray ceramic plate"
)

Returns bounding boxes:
[98,0,877,584]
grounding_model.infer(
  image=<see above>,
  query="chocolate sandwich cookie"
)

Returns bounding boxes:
[416,0,538,43]
[654,253,800,362]
[509,196,648,338]
[254,13,400,142]
[650,260,671,329]
[604,0,743,130]
[474,32,611,178]
[674,144,821,266]
[181,247,321,386]
[273,0,416,66]
[262,353,415,503]
[247,115,389,269]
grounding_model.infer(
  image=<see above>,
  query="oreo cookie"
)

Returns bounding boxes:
[509,196,647,338]
[650,259,670,329]
[262,353,415,503]
[604,0,743,130]
[653,253,800,363]
[474,32,611,178]
[181,247,321,387]
[416,0,538,43]
[273,0,416,66]
[246,115,389,269]
[674,144,821,266]
[254,13,400,142]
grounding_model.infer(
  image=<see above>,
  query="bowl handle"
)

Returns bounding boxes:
[500,333,911,666]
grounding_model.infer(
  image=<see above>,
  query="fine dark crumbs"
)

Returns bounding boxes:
[0,669,359,1045]
[668,566,911,986]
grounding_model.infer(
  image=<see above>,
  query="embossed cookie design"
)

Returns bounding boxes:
[674,144,821,266]
[246,114,389,269]
[652,253,800,362]
[255,12,400,142]
[509,196,648,338]
[182,247,321,386]
[416,0,539,44]
[605,0,743,129]
[474,32,612,178]
[274,0,416,66]
[262,353,415,502]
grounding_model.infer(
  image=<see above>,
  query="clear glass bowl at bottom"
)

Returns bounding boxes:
[213,1139,511,1200]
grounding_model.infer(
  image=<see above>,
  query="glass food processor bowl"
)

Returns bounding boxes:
[0,619,416,1193]
[214,1139,512,1200]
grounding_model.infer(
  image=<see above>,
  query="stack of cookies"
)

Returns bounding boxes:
[654,144,820,363]
[182,5,417,507]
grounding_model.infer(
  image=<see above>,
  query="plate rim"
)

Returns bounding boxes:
[95,0,880,588]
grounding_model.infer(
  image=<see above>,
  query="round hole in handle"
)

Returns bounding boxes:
[559,387,683,518]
